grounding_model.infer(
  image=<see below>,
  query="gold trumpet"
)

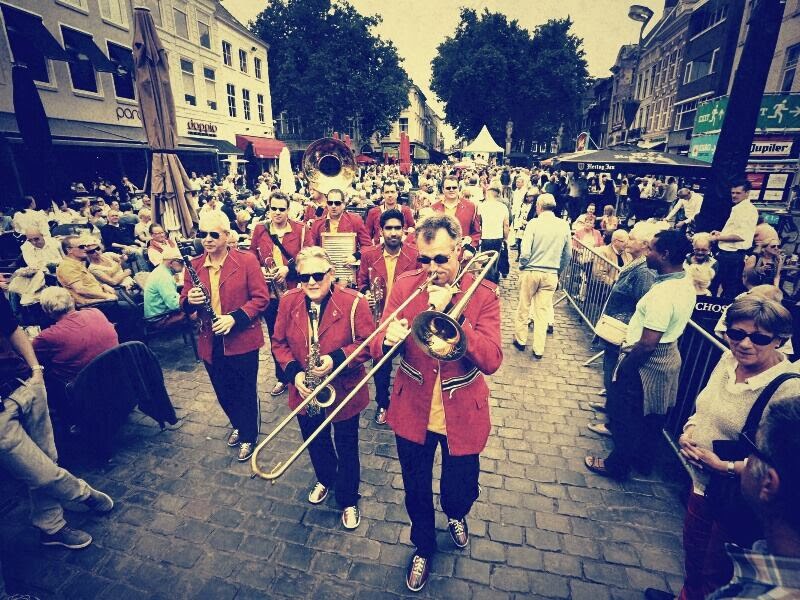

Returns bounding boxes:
[368,266,386,322]
[250,250,499,483]
[254,248,287,298]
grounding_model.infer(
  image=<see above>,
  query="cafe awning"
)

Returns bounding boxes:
[197,137,243,155]
[235,134,286,159]
[413,146,430,161]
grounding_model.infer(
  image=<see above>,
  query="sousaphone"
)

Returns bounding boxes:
[302,137,356,194]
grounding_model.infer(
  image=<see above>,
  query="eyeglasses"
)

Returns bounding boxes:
[327,200,344,207]
[298,271,328,283]
[418,254,452,265]
[196,230,221,240]
[767,244,780,249]
[739,431,773,465]
[74,244,90,250]
[86,248,99,254]
[444,186,458,191]
[383,225,403,231]
[725,328,775,346]
[269,206,287,212]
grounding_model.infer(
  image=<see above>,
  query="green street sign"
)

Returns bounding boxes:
[693,93,800,135]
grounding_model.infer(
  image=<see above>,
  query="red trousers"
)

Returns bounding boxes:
[679,490,734,600]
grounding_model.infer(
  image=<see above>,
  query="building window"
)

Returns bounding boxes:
[683,61,693,84]
[180,58,195,106]
[399,117,409,134]
[107,42,135,99]
[138,0,161,27]
[1,4,51,83]
[691,2,728,37]
[198,18,211,49]
[242,88,251,120]
[99,0,127,26]
[781,44,800,92]
[674,99,699,131]
[684,48,719,84]
[222,41,232,66]
[204,67,216,110]
[61,27,99,93]
[257,93,265,122]
[254,57,262,80]
[227,83,236,117]
[60,0,88,9]
[239,49,247,73]
[174,8,189,40]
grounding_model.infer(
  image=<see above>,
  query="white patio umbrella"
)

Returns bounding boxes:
[278,146,294,195]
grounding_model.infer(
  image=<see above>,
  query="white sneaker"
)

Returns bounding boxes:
[308,482,328,505]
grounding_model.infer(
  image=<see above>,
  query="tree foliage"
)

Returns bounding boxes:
[431,9,589,147]
[251,0,410,137]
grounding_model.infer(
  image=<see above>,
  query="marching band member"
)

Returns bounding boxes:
[357,208,419,424]
[431,176,482,259]
[302,186,328,224]
[271,246,374,530]
[305,188,372,254]
[250,191,306,397]
[370,215,502,592]
[180,212,269,462]
[364,180,416,244]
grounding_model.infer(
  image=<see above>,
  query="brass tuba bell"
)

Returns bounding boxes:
[302,137,356,194]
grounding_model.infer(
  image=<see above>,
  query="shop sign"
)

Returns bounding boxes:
[749,136,795,159]
[187,119,218,137]
[116,105,141,121]
[689,134,718,163]
[693,93,800,135]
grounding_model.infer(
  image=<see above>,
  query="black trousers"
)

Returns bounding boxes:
[373,358,392,410]
[714,249,747,301]
[480,238,503,284]
[204,342,260,444]
[604,359,664,477]
[297,412,360,508]
[263,296,287,384]
[396,432,480,558]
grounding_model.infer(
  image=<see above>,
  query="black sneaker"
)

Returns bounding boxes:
[83,489,114,513]
[512,340,526,351]
[41,525,92,549]
[448,517,469,548]
[405,553,430,592]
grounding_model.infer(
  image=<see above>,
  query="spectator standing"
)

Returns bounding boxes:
[477,183,510,284]
[514,194,571,358]
[743,236,784,288]
[711,180,759,300]
[684,232,718,277]
[12,196,50,236]
[666,188,704,230]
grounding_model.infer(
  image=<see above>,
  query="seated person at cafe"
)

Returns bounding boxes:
[85,242,137,293]
[100,210,149,272]
[143,246,188,329]
[21,228,63,272]
[147,224,179,267]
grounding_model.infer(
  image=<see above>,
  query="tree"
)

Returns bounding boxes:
[251,0,410,138]
[431,9,589,150]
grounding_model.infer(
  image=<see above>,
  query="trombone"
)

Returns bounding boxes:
[251,250,499,482]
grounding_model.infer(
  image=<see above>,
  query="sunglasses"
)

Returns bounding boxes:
[444,186,458,191]
[86,248,99,254]
[269,206,287,212]
[196,230,221,240]
[740,431,773,465]
[726,328,775,346]
[298,271,328,283]
[327,200,344,207]
[74,244,91,250]
[383,225,403,231]
[767,244,780,249]
[418,254,451,265]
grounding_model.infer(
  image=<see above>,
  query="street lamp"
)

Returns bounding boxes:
[623,4,655,144]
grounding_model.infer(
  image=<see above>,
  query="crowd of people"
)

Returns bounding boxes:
[1,159,799,597]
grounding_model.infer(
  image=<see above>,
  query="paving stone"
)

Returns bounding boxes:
[571,579,613,600]
[487,522,524,545]
[453,556,492,585]
[529,572,570,598]
[194,577,238,600]
[543,551,584,576]
[490,566,531,592]
[469,538,506,563]
[208,528,245,552]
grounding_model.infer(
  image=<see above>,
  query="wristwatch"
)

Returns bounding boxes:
[727,461,736,477]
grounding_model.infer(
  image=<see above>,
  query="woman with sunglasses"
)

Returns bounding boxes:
[673,295,799,600]
[179,212,270,463]
[85,243,137,294]
[250,191,306,397]
[743,236,784,288]
[270,246,373,530]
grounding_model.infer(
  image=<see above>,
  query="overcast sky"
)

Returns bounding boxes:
[222,0,663,144]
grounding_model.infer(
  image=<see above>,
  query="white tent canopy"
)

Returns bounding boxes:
[463,125,504,154]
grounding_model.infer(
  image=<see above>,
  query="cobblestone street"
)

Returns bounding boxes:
[1,270,689,599]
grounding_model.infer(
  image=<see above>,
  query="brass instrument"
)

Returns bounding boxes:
[250,250,498,482]
[304,305,336,417]
[368,266,386,322]
[302,138,356,194]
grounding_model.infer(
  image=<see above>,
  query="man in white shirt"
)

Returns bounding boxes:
[710,179,759,300]
[665,188,703,229]
[478,184,510,283]
[21,228,63,271]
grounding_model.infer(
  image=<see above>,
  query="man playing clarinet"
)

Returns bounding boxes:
[271,246,374,530]
[250,191,306,397]
[357,208,419,424]
[180,212,269,462]
[370,214,502,592]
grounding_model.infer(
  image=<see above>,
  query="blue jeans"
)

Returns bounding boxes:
[0,380,90,533]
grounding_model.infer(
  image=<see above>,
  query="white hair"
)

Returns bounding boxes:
[629,221,661,244]
[40,286,75,318]
[198,211,230,233]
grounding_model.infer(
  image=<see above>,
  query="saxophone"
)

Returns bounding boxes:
[182,255,220,333]
[255,247,288,298]
[368,266,386,322]
[304,306,336,417]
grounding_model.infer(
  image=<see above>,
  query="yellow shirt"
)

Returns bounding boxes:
[383,250,399,298]
[203,252,228,316]
[427,373,447,434]
[443,202,458,218]
[328,219,339,234]
[270,224,291,267]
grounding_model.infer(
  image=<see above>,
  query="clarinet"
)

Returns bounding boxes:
[182,255,220,327]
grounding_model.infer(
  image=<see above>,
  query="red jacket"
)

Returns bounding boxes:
[179,249,270,363]
[356,243,419,292]
[431,199,482,249]
[364,205,416,244]
[272,285,374,422]
[305,212,373,253]
[250,220,306,279]
[370,269,502,455]
[303,202,327,224]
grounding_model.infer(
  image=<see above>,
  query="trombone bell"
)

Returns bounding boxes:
[411,310,466,361]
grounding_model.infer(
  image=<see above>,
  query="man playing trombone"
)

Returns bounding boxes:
[250,191,306,397]
[357,208,419,424]
[370,215,502,592]
[271,246,374,530]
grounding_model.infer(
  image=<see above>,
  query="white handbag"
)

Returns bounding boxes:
[594,315,628,346]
